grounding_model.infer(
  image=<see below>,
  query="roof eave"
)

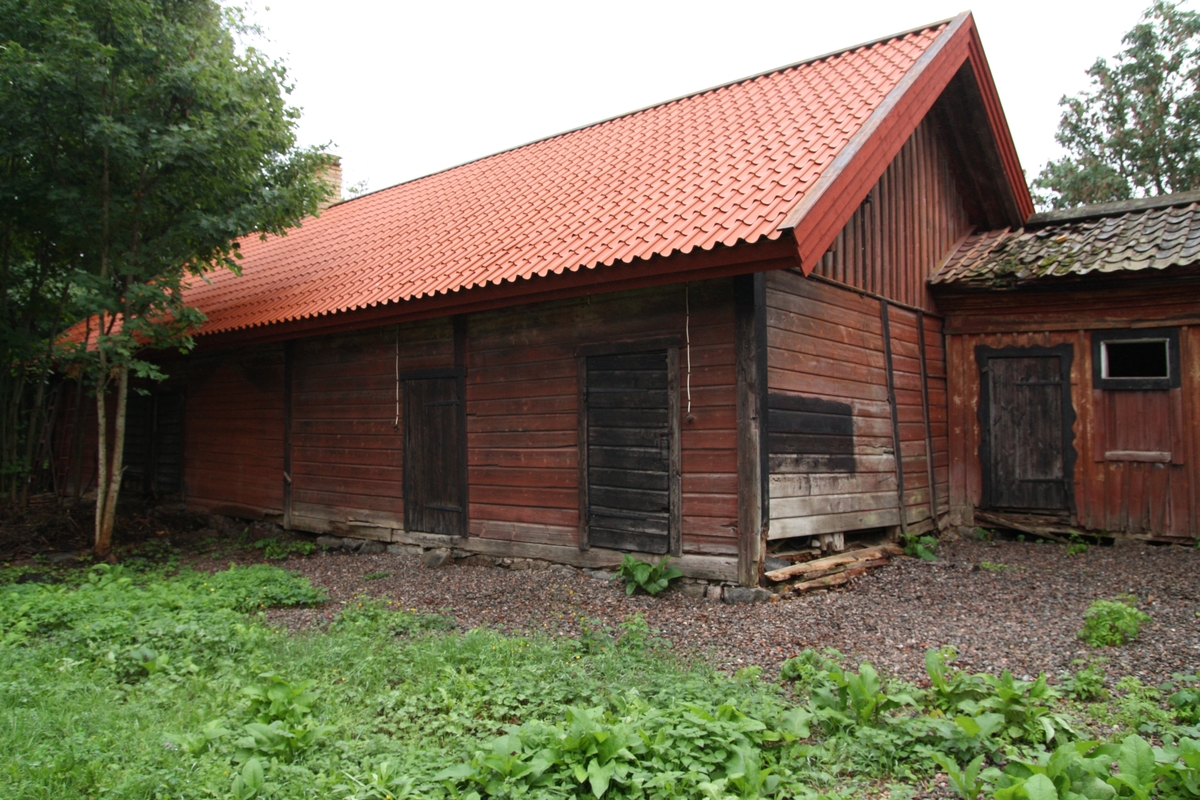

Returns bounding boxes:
[778,11,1032,274]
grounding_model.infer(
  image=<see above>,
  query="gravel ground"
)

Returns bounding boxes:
[267,537,1200,685]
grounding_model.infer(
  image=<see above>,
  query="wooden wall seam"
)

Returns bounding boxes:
[735,273,766,586]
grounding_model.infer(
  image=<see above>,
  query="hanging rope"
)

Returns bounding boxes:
[685,284,692,416]
[394,325,400,430]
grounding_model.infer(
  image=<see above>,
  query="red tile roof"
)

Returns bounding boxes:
[184,16,997,336]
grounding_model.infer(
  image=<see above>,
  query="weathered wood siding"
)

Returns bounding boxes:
[812,116,973,312]
[765,271,948,539]
[288,319,453,537]
[942,282,1200,541]
[177,347,287,517]
[161,279,740,562]
[467,279,739,556]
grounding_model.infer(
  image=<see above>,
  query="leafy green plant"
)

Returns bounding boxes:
[362,570,390,581]
[616,554,682,596]
[253,536,317,560]
[979,561,1015,572]
[1066,536,1089,556]
[1165,673,1200,724]
[231,757,266,800]
[900,533,938,561]
[1079,596,1151,647]
[1062,660,1107,702]
[930,753,989,800]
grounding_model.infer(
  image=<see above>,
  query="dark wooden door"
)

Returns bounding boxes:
[984,355,1072,511]
[585,351,671,553]
[122,390,184,495]
[404,376,466,535]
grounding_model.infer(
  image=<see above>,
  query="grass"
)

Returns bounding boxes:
[1,561,1197,799]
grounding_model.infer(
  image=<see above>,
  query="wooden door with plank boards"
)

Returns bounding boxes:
[578,347,681,555]
[403,370,467,536]
[977,345,1076,512]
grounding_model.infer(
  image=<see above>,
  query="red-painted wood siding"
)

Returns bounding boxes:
[943,285,1200,541]
[467,279,739,556]
[289,319,452,533]
[812,116,972,311]
[179,347,286,516]
[765,271,947,539]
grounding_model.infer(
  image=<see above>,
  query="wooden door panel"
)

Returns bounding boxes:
[404,376,466,535]
[981,349,1074,512]
[586,350,671,554]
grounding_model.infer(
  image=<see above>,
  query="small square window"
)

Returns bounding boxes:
[1092,328,1180,390]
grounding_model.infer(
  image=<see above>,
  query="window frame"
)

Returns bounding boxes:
[1091,327,1180,391]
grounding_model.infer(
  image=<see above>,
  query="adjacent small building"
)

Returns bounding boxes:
[933,193,1200,544]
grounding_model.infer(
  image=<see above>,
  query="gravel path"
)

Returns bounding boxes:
[269,537,1200,685]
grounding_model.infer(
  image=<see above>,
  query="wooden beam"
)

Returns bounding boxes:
[576,355,590,551]
[880,300,908,536]
[735,273,767,586]
[667,346,683,557]
[917,311,939,525]
[282,339,294,529]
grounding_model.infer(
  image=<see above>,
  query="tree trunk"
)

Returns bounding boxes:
[97,362,128,554]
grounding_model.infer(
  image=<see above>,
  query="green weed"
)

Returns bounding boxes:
[900,533,938,561]
[1062,660,1107,702]
[1079,596,1151,647]
[616,554,683,595]
[978,561,1014,572]
[253,536,317,560]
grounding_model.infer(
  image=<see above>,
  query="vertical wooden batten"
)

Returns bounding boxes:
[282,340,294,529]
[454,315,469,540]
[735,273,768,586]
[880,300,908,536]
[917,311,939,526]
[667,346,683,557]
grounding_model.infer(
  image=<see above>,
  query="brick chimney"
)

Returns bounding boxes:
[318,157,342,211]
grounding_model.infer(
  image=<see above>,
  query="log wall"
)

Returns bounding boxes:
[466,279,739,556]
[160,279,741,563]
[765,271,948,540]
[175,346,287,518]
[811,116,973,312]
[942,280,1200,542]
[288,318,453,537]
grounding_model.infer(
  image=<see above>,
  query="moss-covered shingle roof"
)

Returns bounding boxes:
[932,191,1200,288]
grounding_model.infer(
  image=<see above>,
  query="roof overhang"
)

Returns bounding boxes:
[778,11,1032,274]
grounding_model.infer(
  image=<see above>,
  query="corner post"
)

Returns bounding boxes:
[735,273,768,587]
[282,340,294,529]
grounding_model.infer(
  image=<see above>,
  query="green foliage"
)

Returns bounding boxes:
[1033,1,1200,208]
[1164,673,1200,724]
[979,561,1015,572]
[617,555,683,596]
[1079,597,1151,647]
[0,563,1193,799]
[1063,661,1108,702]
[1066,541,1090,557]
[254,537,317,560]
[901,533,938,561]
[362,571,390,582]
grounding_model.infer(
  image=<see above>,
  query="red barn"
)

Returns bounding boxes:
[59,13,1041,585]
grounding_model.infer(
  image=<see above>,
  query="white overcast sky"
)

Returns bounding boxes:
[246,0,1161,196]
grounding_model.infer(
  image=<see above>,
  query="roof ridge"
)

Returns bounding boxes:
[327,15,958,209]
[1026,190,1200,228]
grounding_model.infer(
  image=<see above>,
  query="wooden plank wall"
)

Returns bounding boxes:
[812,116,973,312]
[466,279,739,556]
[176,346,287,517]
[943,286,1200,542]
[765,271,948,540]
[288,318,453,536]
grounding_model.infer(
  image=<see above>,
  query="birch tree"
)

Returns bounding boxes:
[1,0,333,556]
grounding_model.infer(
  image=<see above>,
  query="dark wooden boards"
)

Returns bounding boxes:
[583,350,672,554]
[404,375,467,536]
[977,348,1074,512]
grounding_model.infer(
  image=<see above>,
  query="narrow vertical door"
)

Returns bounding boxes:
[585,351,671,553]
[404,376,466,535]
[985,355,1072,510]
